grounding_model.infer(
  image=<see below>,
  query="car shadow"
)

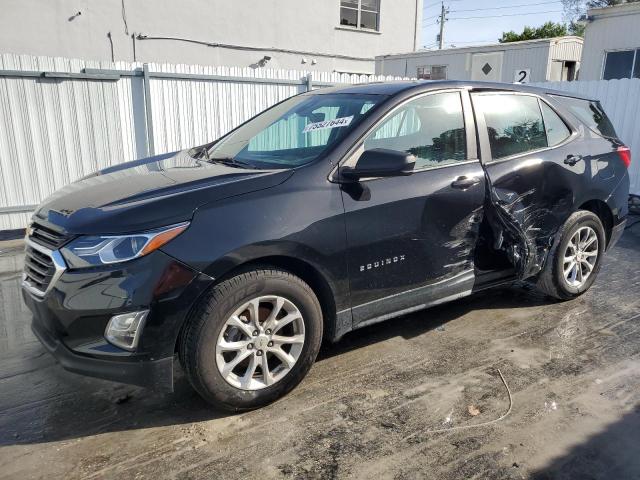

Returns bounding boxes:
[529,409,640,479]
[319,281,552,361]
[0,281,554,447]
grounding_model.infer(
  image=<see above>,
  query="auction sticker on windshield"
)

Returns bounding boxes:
[303,115,353,133]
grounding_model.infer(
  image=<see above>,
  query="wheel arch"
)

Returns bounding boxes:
[175,254,341,357]
[578,199,613,247]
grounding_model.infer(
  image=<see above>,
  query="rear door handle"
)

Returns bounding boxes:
[451,176,481,189]
[564,154,583,166]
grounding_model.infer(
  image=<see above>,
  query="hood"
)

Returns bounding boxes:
[33,150,294,235]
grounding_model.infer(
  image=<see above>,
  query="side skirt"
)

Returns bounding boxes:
[353,288,473,331]
[328,269,475,341]
[329,268,518,342]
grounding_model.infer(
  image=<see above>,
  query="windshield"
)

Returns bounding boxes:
[205,93,382,169]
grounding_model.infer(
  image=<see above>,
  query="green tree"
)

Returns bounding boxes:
[499,22,568,43]
[561,0,639,36]
[568,20,585,36]
[562,0,640,24]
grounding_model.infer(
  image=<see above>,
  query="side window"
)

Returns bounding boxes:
[540,101,571,146]
[474,94,547,159]
[370,108,421,140]
[363,92,467,169]
[551,95,618,140]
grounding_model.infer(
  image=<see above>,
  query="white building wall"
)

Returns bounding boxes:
[376,37,583,83]
[580,3,640,80]
[0,0,422,74]
[501,43,553,82]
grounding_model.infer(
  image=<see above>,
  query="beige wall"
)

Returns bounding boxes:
[0,0,421,73]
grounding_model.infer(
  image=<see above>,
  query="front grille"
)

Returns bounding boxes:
[24,245,56,293]
[22,222,69,296]
[29,222,69,249]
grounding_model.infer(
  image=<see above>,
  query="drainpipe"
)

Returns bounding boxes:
[413,0,420,51]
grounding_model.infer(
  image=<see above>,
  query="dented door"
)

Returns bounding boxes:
[471,91,583,279]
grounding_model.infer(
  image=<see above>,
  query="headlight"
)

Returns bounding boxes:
[60,222,189,268]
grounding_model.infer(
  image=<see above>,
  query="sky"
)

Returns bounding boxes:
[421,0,568,49]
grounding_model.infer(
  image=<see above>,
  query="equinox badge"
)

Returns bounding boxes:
[360,255,406,272]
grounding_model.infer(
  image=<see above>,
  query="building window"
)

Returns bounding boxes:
[417,65,447,80]
[603,49,640,80]
[340,0,380,31]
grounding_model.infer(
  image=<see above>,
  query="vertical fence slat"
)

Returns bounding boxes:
[0,52,398,229]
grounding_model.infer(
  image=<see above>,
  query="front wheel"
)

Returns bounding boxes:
[536,210,606,300]
[181,268,323,411]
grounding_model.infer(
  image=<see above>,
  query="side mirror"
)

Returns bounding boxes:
[341,148,416,180]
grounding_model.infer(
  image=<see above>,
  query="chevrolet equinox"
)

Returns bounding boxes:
[22,81,630,410]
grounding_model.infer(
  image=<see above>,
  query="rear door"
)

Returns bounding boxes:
[470,91,583,278]
[340,89,486,326]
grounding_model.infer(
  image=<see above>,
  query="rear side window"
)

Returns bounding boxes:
[540,102,571,146]
[551,96,618,140]
[474,94,547,159]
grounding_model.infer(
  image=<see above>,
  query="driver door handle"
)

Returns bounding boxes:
[451,176,481,189]
[564,154,583,166]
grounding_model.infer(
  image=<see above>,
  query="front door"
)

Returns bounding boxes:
[340,90,486,326]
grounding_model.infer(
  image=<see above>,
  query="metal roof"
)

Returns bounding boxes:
[376,36,584,60]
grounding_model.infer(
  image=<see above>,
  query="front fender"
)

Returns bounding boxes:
[160,175,350,313]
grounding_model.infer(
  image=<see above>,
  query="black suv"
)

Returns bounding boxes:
[22,81,630,410]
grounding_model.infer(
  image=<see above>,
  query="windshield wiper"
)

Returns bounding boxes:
[209,156,253,168]
[192,145,210,160]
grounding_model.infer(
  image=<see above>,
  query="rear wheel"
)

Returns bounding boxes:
[181,268,323,411]
[537,210,605,300]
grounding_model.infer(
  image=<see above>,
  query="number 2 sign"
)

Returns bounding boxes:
[514,69,531,83]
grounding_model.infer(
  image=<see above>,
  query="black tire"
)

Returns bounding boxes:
[536,210,606,300]
[181,268,323,411]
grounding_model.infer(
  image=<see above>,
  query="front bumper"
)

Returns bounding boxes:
[31,319,175,391]
[22,248,214,391]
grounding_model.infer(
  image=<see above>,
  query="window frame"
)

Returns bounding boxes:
[339,0,381,32]
[601,48,640,80]
[330,88,478,182]
[539,99,572,147]
[471,91,578,165]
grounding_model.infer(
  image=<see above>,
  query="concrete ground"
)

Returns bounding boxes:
[0,226,639,480]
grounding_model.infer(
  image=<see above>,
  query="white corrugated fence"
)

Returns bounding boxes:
[1,53,639,231]
[0,53,407,230]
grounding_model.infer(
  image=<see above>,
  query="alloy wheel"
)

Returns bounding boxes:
[562,226,599,288]
[215,295,305,390]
